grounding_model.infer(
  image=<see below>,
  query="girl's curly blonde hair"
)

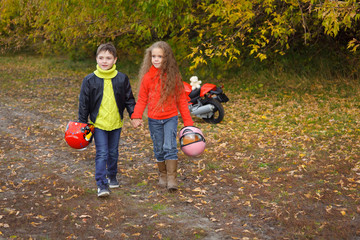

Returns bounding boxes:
[138,41,184,107]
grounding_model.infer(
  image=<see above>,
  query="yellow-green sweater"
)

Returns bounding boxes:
[93,64,123,131]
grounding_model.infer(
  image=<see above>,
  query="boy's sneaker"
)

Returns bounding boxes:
[97,186,110,197]
[107,177,120,188]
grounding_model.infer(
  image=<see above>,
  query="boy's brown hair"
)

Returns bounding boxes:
[96,42,117,58]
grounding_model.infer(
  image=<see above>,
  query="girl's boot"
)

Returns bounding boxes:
[165,160,178,191]
[157,161,167,187]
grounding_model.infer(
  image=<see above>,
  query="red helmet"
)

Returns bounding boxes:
[64,121,95,149]
[179,126,206,157]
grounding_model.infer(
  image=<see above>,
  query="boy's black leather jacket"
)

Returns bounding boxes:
[78,72,136,124]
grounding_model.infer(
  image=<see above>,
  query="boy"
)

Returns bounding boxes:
[78,43,136,197]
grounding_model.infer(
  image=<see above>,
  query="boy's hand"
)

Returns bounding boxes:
[131,119,143,128]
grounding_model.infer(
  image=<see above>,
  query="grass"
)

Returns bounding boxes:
[152,203,167,211]
[137,181,148,187]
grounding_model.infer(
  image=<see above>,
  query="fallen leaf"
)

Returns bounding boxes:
[0,223,9,228]
[325,205,332,213]
[65,194,78,200]
[120,233,129,238]
[30,222,42,227]
[304,193,311,198]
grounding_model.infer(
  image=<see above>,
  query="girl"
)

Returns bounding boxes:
[131,41,194,191]
[78,43,136,197]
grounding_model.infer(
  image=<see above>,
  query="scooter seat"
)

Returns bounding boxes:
[189,88,201,99]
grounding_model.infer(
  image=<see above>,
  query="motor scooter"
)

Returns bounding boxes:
[183,80,229,124]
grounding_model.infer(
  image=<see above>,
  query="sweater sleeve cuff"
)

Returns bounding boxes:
[183,119,194,126]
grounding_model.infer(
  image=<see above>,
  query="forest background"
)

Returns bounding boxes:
[1,0,360,77]
[1,0,360,239]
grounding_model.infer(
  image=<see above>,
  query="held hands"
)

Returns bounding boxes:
[131,119,143,128]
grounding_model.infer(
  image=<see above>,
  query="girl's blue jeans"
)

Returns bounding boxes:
[93,127,121,188]
[148,116,178,162]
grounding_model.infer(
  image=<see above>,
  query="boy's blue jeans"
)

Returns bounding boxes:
[148,116,178,162]
[93,127,121,188]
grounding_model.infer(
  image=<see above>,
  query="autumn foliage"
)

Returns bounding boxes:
[1,0,360,69]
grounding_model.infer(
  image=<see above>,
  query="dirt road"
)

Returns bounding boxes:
[0,100,252,239]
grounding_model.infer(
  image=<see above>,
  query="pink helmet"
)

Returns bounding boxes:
[179,126,206,157]
[65,121,95,149]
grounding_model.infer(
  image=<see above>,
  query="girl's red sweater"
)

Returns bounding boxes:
[131,66,194,126]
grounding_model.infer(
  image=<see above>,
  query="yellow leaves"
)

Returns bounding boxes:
[325,206,349,217]
[120,233,129,238]
[156,223,166,228]
[41,189,52,197]
[325,205,333,214]
[0,223,10,228]
[262,177,270,183]
[255,53,267,61]
[4,208,18,215]
[149,214,158,219]
[204,48,214,57]
[30,222,42,227]
[189,56,207,71]
[299,164,307,170]
[244,201,251,207]
[304,192,312,199]
[35,215,46,220]
[84,171,94,177]
[249,44,260,55]
[64,194,78,201]
[192,187,207,195]
[347,38,360,53]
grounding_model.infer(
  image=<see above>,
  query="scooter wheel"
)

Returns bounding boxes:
[202,98,224,124]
